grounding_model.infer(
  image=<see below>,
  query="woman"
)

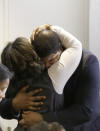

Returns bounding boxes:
[0,63,12,102]
[1,38,55,130]
[0,63,13,130]
[1,37,54,113]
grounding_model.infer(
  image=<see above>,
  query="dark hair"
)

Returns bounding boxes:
[1,37,44,79]
[48,122,65,131]
[31,29,61,58]
[0,63,13,82]
[29,121,65,131]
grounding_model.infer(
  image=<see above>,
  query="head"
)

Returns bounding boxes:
[30,121,65,131]
[1,37,44,79]
[0,63,13,101]
[31,25,62,68]
[48,122,65,131]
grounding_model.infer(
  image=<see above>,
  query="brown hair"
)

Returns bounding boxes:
[1,37,44,77]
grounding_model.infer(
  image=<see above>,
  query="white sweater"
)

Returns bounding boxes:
[48,26,82,94]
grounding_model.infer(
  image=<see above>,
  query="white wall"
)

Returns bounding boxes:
[1,0,89,49]
[0,0,3,55]
[0,0,10,57]
[89,0,100,62]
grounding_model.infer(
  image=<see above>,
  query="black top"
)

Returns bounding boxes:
[0,69,64,119]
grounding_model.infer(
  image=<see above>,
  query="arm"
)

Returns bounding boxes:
[48,26,82,94]
[0,82,20,119]
[0,98,19,119]
[43,54,100,130]
[0,85,46,119]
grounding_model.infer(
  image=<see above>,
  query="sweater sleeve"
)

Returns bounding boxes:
[0,81,20,119]
[0,98,19,119]
[48,26,82,94]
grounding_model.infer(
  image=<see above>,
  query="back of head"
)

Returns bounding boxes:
[48,122,65,131]
[0,63,13,82]
[1,37,44,79]
[29,122,65,131]
[31,25,61,58]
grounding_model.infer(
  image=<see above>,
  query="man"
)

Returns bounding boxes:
[19,25,100,131]
[30,25,82,94]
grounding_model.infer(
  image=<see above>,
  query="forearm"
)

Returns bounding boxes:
[48,26,82,94]
[51,25,82,49]
[0,98,19,119]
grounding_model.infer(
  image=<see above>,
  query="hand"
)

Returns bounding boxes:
[12,86,46,111]
[19,111,43,128]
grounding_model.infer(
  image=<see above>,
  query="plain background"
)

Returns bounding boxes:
[0,0,100,62]
[0,0,100,130]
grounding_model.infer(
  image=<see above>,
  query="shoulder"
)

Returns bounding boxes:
[67,49,99,83]
[81,49,99,70]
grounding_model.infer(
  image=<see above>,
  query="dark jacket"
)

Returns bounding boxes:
[43,50,100,130]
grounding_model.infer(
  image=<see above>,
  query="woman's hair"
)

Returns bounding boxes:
[1,37,44,79]
[0,63,13,82]
[30,24,61,58]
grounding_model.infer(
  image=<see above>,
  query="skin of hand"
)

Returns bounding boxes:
[19,111,43,128]
[12,86,46,111]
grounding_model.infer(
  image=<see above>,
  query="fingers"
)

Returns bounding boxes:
[23,111,31,114]
[28,88,43,96]
[19,119,28,128]
[22,113,26,118]
[29,101,43,106]
[31,96,46,101]
[19,119,25,125]
[23,125,28,128]
[20,85,29,93]
[28,106,41,111]
[33,102,44,106]
[19,119,29,128]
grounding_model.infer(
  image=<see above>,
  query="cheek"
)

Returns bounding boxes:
[3,88,7,94]
[45,59,56,68]
[0,90,5,101]
[45,62,51,68]
[49,61,55,66]
[0,87,7,100]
